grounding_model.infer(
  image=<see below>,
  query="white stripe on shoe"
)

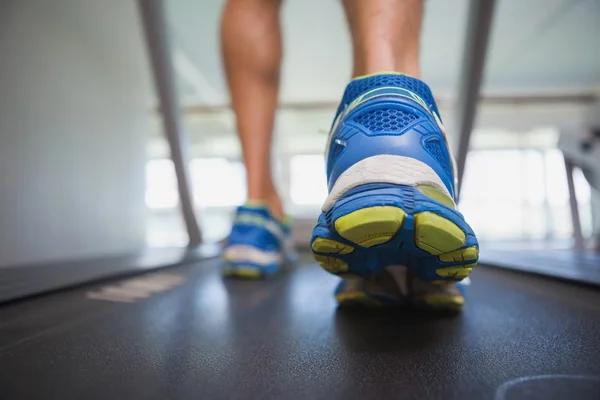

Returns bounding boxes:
[223,245,282,266]
[322,154,452,212]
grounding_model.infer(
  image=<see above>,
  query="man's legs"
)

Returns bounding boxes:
[343,0,422,78]
[220,0,294,279]
[220,0,423,221]
[221,0,283,220]
[312,0,478,310]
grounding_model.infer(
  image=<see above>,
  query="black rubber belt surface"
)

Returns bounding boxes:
[1,259,599,399]
[480,248,600,287]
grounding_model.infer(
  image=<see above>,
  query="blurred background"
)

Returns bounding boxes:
[1,0,599,270]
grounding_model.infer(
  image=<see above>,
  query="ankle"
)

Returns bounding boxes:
[353,63,420,80]
[245,194,284,221]
[266,193,284,221]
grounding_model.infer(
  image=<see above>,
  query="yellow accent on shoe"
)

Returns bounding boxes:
[420,293,465,310]
[417,185,456,209]
[414,212,465,255]
[352,71,413,80]
[438,246,478,262]
[311,238,354,255]
[313,254,349,274]
[244,200,269,208]
[281,214,294,226]
[347,85,426,115]
[334,206,406,248]
[335,291,382,306]
[436,264,476,280]
[223,266,262,279]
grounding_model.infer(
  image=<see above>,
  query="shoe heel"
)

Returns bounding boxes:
[311,186,410,278]
[311,184,478,282]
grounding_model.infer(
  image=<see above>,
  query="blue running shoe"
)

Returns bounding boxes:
[311,73,479,284]
[223,203,294,279]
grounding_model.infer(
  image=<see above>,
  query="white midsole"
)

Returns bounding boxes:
[223,245,281,266]
[322,155,451,212]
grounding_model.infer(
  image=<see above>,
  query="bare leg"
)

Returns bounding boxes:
[342,0,423,78]
[220,0,284,220]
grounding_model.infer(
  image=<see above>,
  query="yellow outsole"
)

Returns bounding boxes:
[414,212,466,255]
[313,254,349,274]
[311,238,354,254]
[436,264,476,280]
[419,293,465,311]
[335,291,383,307]
[438,246,478,262]
[334,206,407,247]
[413,212,478,281]
[223,266,263,279]
[311,205,477,283]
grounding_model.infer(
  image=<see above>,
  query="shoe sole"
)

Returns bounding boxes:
[334,269,466,311]
[335,288,398,307]
[334,272,404,308]
[222,244,282,279]
[222,264,266,279]
[311,184,479,284]
[335,286,465,311]
[411,292,465,311]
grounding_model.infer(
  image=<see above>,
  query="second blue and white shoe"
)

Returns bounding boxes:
[223,203,296,279]
[311,73,479,285]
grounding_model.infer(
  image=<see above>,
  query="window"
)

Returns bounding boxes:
[460,149,592,241]
[145,142,593,246]
[289,155,328,206]
[190,158,246,208]
[145,159,178,210]
[145,159,187,247]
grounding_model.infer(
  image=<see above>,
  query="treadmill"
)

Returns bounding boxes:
[2,0,599,399]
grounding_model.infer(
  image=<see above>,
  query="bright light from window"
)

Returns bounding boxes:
[459,149,592,240]
[290,155,328,205]
[145,159,178,209]
[544,150,570,206]
[190,158,246,207]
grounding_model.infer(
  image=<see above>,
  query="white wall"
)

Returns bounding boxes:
[0,0,151,267]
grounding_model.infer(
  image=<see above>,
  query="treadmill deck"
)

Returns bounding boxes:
[1,258,599,399]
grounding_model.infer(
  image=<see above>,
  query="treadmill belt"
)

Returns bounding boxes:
[480,248,600,286]
[1,258,599,399]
